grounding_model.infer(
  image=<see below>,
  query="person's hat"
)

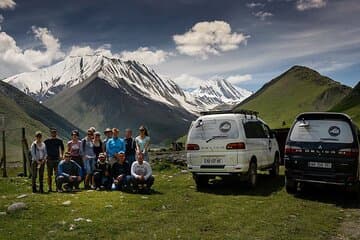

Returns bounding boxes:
[50,127,57,132]
[139,126,145,131]
[35,131,42,137]
[117,151,125,155]
[89,127,96,132]
[104,128,112,133]
[94,131,101,136]
[99,153,106,158]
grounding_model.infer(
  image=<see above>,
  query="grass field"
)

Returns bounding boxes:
[0,161,359,240]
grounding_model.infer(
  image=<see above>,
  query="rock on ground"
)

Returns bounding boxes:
[7,202,27,213]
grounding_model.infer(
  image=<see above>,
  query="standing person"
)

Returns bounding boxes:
[93,153,112,190]
[103,128,113,153]
[135,126,150,162]
[111,151,131,191]
[81,129,96,189]
[106,128,125,166]
[93,132,104,160]
[67,130,82,168]
[44,128,64,192]
[30,131,47,193]
[131,152,154,193]
[57,152,82,192]
[124,128,136,166]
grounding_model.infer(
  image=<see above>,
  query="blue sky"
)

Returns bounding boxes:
[0,0,359,91]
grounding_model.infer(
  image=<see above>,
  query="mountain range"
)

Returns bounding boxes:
[234,66,354,128]
[2,55,251,144]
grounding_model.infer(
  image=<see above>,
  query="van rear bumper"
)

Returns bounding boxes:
[285,169,357,186]
[188,165,247,175]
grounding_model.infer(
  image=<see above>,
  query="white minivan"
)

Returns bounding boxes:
[186,110,280,188]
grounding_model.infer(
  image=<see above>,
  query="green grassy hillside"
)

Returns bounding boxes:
[234,66,352,128]
[0,80,83,163]
[330,82,360,125]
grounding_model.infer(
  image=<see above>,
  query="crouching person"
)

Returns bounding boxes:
[111,151,131,191]
[93,153,112,190]
[56,152,82,192]
[131,152,154,193]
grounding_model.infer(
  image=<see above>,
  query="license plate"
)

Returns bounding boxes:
[308,162,332,168]
[203,158,223,164]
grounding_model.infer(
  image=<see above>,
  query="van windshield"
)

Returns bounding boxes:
[290,120,354,143]
[189,119,239,141]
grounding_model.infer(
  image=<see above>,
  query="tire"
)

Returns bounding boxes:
[269,155,280,176]
[193,174,209,188]
[247,161,257,188]
[285,176,296,194]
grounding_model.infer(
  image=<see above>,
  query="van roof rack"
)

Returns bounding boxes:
[200,109,259,117]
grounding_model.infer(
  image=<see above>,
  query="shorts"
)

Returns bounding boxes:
[84,157,96,175]
[47,159,60,176]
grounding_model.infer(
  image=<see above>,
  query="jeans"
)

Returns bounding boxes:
[113,175,131,190]
[126,154,136,166]
[83,157,96,175]
[32,161,45,190]
[131,175,154,190]
[56,175,81,190]
[93,172,112,189]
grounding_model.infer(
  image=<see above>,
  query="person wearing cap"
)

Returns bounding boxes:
[67,130,82,168]
[103,128,113,153]
[44,128,65,192]
[106,128,125,167]
[131,151,154,193]
[80,128,96,189]
[111,151,131,191]
[135,126,150,162]
[124,128,136,166]
[93,153,112,190]
[57,152,83,192]
[93,131,104,160]
[30,131,48,193]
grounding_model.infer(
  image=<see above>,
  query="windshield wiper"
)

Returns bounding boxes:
[206,135,228,143]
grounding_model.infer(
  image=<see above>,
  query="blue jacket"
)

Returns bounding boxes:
[58,160,83,178]
[106,137,125,158]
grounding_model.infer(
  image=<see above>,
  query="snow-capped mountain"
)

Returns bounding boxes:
[188,78,252,110]
[3,55,252,113]
[4,55,200,113]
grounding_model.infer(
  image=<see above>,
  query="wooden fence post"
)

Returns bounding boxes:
[22,128,28,177]
[2,130,7,178]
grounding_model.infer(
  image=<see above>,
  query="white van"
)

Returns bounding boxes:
[186,110,280,188]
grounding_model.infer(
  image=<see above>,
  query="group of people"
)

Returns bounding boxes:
[30,126,153,194]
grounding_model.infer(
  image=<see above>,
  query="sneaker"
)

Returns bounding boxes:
[57,189,63,193]
[96,187,100,191]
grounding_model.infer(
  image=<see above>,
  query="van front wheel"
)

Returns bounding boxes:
[285,176,296,194]
[193,175,209,188]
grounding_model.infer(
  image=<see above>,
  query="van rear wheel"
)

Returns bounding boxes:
[269,155,280,176]
[285,176,296,194]
[247,162,257,188]
[193,175,209,188]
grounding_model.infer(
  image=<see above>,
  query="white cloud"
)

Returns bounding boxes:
[246,2,265,8]
[296,0,327,11]
[68,44,114,58]
[0,0,16,9]
[253,11,274,21]
[226,74,252,84]
[173,74,205,89]
[0,26,65,75]
[173,20,249,59]
[120,47,170,65]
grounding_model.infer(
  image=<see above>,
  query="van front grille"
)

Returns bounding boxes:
[200,165,225,169]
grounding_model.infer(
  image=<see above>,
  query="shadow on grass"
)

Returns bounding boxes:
[196,174,284,196]
[293,184,360,209]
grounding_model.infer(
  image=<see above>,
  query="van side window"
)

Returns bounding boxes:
[244,122,267,138]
